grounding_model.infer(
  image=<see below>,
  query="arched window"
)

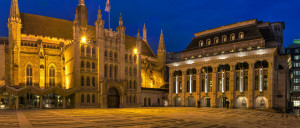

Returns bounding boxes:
[104,64,108,77]
[263,75,268,90]
[236,77,240,91]
[244,76,248,91]
[125,54,128,62]
[86,62,90,69]
[255,75,259,90]
[199,40,204,47]
[239,32,244,39]
[110,65,113,78]
[49,66,55,87]
[230,34,235,40]
[109,51,113,58]
[222,35,227,42]
[86,46,91,54]
[129,55,132,63]
[214,37,219,44]
[125,66,128,75]
[114,66,117,79]
[134,55,137,62]
[87,94,90,103]
[148,98,151,106]
[81,61,84,68]
[92,95,95,103]
[129,67,132,76]
[130,80,132,89]
[134,80,137,89]
[114,52,118,60]
[81,94,84,103]
[134,95,136,103]
[86,76,90,86]
[92,62,96,69]
[81,76,84,86]
[92,48,96,55]
[26,64,33,86]
[206,39,211,45]
[92,77,96,86]
[134,68,137,76]
[81,45,84,53]
[144,98,147,106]
[104,50,108,57]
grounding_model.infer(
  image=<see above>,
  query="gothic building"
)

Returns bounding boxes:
[167,19,290,111]
[0,0,167,109]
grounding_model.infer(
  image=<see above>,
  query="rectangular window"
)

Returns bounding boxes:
[296,49,299,53]
[201,79,205,92]
[295,55,300,60]
[294,86,300,91]
[186,81,190,92]
[295,71,300,76]
[294,78,300,84]
[294,63,300,68]
[294,100,300,107]
[193,80,196,92]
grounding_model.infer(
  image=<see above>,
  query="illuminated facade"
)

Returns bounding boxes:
[0,0,166,109]
[167,19,290,111]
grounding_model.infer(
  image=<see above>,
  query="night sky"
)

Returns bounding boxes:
[0,0,300,53]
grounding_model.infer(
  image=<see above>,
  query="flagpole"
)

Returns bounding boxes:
[109,11,110,29]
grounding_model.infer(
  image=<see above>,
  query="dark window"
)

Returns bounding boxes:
[86,77,90,86]
[244,76,248,91]
[236,77,240,91]
[81,94,84,103]
[87,94,90,103]
[264,75,268,90]
[193,80,196,92]
[255,75,259,90]
[92,77,96,87]
[81,76,84,86]
[226,77,229,91]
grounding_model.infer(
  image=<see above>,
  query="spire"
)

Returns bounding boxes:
[9,0,20,23]
[97,5,102,20]
[119,13,123,26]
[143,23,147,42]
[79,0,85,6]
[158,29,166,53]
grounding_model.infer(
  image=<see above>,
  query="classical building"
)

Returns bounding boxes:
[167,19,290,111]
[0,0,167,109]
[286,39,300,113]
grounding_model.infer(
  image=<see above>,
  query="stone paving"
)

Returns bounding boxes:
[0,107,300,128]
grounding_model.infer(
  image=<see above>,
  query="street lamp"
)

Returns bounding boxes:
[81,36,87,43]
[133,48,138,54]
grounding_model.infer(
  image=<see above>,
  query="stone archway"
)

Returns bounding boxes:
[187,97,195,107]
[107,88,120,108]
[255,96,267,108]
[236,96,247,108]
[174,96,181,107]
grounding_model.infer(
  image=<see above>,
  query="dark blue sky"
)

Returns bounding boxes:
[0,0,300,53]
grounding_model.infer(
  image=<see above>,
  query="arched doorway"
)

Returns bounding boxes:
[174,97,181,107]
[107,88,120,108]
[219,97,228,108]
[255,96,267,108]
[187,97,195,107]
[203,97,211,107]
[236,96,247,108]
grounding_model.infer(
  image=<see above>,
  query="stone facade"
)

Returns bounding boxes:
[0,0,166,109]
[167,19,290,111]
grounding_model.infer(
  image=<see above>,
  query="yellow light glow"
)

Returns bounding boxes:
[133,48,138,54]
[81,36,87,43]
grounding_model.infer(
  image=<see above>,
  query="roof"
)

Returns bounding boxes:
[20,13,156,58]
[287,43,300,49]
[184,20,277,52]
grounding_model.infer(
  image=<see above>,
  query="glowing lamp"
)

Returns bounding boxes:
[133,48,138,54]
[81,36,87,43]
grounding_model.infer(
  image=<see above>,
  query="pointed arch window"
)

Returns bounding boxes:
[199,40,204,47]
[110,65,113,78]
[114,66,118,79]
[92,95,95,103]
[214,37,219,44]
[26,64,33,86]
[239,32,244,39]
[86,46,91,54]
[81,45,85,53]
[92,77,96,87]
[81,61,84,68]
[86,76,90,86]
[81,94,84,103]
[92,62,96,69]
[81,76,84,86]
[114,52,118,60]
[104,64,108,77]
[87,94,90,103]
[104,50,108,57]
[86,61,90,69]
[92,48,96,55]
[49,66,55,87]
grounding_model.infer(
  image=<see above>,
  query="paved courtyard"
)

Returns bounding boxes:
[0,107,299,128]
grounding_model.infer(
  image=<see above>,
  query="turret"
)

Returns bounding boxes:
[157,29,167,81]
[143,23,147,42]
[7,0,22,86]
[95,6,105,40]
[76,0,87,27]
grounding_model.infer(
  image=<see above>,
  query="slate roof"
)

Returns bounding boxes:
[20,13,156,58]
[184,20,277,52]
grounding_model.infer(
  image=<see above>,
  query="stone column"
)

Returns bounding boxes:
[63,96,66,109]
[229,64,236,108]
[16,96,19,110]
[40,96,43,109]
[268,60,274,109]
[196,69,201,107]
[248,62,255,109]
[211,66,218,107]
[169,70,173,107]
[182,70,187,107]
